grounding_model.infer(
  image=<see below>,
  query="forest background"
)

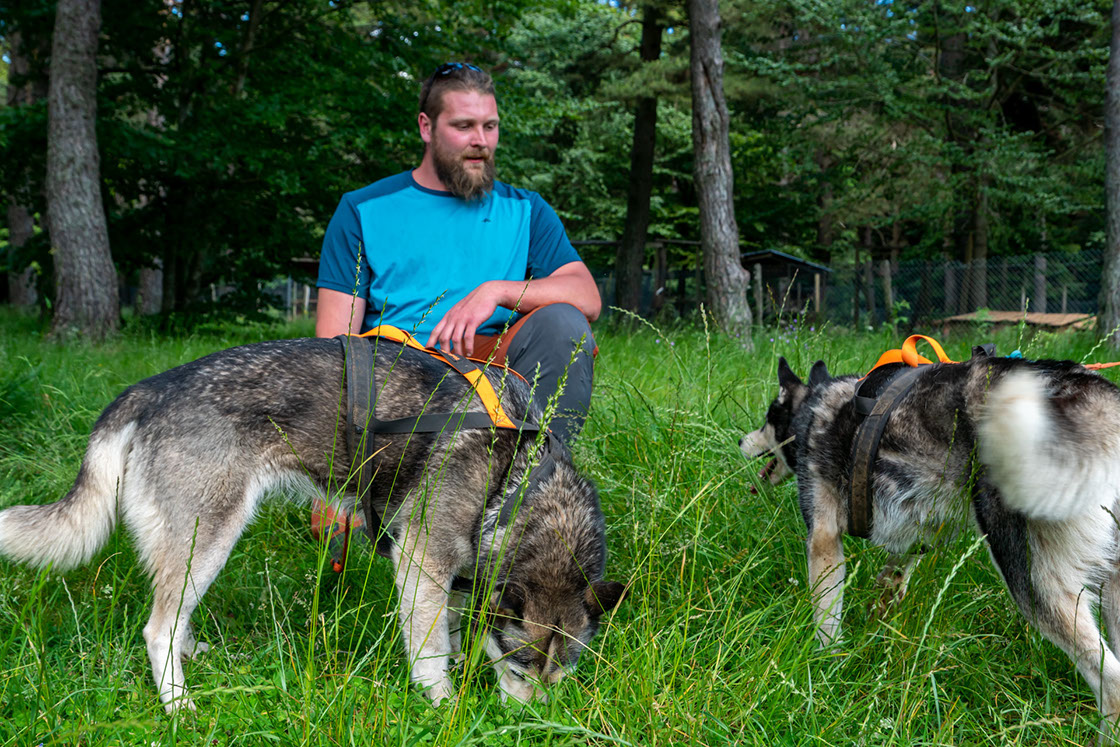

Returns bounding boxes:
[2,0,1110,332]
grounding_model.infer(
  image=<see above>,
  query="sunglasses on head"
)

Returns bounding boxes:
[435,61,482,76]
[420,62,484,114]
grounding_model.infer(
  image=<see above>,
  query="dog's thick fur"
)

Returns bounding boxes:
[0,338,623,711]
[741,352,1120,738]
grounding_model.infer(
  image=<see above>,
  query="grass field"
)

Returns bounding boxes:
[1,308,1118,746]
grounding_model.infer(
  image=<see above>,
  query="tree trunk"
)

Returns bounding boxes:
[232,0,265,97]
[863,258,875,324]
[940,21,980,314]
[6,204,37,307]
[138,262,164,315]
[880,259,894,325]
[651,240,668,313]
[5,31,41,309]
[614,5,663,313]
[969,175,990,309]
[46,0,118,340]
[943,254,958,315]
[689,0,752,345]
[1101,0,1120,345]
[814,149,835,263]
[1033,254,1048,312]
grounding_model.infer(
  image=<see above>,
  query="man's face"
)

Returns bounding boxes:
[422,90,500,201]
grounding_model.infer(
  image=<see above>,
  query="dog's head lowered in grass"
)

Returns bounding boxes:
[739,357,831,486]
[470,460,626,702]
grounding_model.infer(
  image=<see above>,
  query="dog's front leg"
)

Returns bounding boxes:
[807,520,845,646]
[392,541,455,704]
[447,588,467,665]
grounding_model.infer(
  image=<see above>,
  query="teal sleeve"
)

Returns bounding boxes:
[527,193,581,278]
[317,194,370,297]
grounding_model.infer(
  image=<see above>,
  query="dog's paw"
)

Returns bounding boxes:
[868,586,905,620]
[417,671,457,706]
[428,682,457,707]
[163,693,198,715]
[182,640,210,661]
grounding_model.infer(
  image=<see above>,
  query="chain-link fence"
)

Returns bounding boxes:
[822,250,1102,326]
[591,245,1104,327]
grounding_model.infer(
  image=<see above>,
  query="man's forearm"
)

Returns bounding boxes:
[495,264,601,321]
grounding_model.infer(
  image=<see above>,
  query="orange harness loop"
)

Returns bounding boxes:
[864,334,956,378]
[353,325,520,430]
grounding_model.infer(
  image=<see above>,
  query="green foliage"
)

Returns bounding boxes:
[1,0,1113,319]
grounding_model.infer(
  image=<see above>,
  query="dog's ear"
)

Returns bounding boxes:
[777,357,803,390]
[585,581,626,616]
[808,360,831,388]
[971,344,996,359]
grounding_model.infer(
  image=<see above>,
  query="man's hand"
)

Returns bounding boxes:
[426,280,506,356]
[424,262,600,355]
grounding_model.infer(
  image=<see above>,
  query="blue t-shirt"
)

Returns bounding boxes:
[317,171,581,339]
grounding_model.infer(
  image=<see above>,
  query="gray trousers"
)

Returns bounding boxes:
[484,303,596,445]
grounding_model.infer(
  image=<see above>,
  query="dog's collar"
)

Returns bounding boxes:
[498,430,562,526]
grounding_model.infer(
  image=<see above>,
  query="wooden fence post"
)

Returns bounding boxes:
[754,263,763,323]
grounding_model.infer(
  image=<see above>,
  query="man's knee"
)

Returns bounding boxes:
[518,303,595,357]
[507,304,595,444]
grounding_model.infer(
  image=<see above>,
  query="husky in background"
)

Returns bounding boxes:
[741,352,1120,740]
[0,338,624,711]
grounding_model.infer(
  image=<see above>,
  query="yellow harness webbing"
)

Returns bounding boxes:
[354,325,519,430]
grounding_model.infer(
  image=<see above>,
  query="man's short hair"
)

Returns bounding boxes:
[419,62,495,123]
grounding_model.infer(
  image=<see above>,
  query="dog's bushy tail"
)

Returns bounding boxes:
[0,422,135,571]
[979,369,1120,521]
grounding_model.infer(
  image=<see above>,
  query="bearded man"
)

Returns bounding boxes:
[313,62,600,558]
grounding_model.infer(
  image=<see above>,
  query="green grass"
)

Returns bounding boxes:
[1,307,1118,745]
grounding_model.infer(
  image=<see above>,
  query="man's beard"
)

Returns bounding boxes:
[431,136,495,202]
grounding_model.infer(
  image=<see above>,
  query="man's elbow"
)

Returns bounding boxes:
[575,275,601,321]
[584,295,602,322]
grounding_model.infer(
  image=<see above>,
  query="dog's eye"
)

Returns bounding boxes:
[495,629,537,668]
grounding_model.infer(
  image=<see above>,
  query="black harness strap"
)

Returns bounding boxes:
[368,411,509,434]
[342,335,399,556]
[339,335,555,556]
[846,343,994,540]
[848,366,925,539]
[344,333,377,521]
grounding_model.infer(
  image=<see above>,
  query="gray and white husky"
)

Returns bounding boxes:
[0,337,624,711]
[741,351,1120,739]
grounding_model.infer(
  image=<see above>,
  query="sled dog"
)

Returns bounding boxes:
[0,337,624,711]
[741,351,1120,738]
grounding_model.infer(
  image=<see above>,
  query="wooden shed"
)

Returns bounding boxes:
[740,250,832,321]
